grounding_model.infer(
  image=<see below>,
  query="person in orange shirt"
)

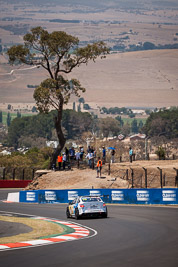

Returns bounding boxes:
[57,154,63,170]
[96,157,102,178]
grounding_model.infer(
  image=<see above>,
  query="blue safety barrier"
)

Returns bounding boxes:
[19,188,178,205]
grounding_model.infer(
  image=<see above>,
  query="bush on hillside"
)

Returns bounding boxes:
[144,108,178,138]
[0,147,53,169]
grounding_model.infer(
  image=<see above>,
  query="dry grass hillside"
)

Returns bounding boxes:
[1,49,178,109]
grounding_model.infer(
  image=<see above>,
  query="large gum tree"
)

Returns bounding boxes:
[7,26,109,167]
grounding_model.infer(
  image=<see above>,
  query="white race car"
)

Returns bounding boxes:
[66,196,108,219]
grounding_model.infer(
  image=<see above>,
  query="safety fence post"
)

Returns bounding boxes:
[143,167,147,188]
[163,173,166,187]
[12,168,16,180]
[120,156,122,163]
[1,167,40,181]
[126,169,128,180]
[32,168,35,180]
[3,168,6,180]
[130,168,134,188]
[157,167,163,188]
[108,163,110,175]
[77,159,80,169]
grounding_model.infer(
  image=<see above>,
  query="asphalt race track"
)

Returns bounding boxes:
[0,189,178,267]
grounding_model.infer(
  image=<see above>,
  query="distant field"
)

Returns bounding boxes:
[70,49,178,108]
[0,49,178,109]
[122,117,147,125]
[2,111,34,125]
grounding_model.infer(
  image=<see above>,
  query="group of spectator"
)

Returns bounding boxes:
[57,145,134,171]
[57,146,85,170]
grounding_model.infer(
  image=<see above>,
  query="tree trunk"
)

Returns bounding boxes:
[50,104,66,169]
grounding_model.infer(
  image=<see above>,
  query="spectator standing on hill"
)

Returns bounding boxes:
[111,149,115,163]
[90,146,94,153]
[57,154,63,170]
[87,145,91,153]
[96,157,102,178]
[62,153,67,170]
[72,147,75,159]
[102,146,106,164]
[129,147,133,163]
[80,146,84,160]
[86,151,93,168]
[69,147,72,159]
[75,150,80,161]
[65,147,69,161]
[69,147,75,160]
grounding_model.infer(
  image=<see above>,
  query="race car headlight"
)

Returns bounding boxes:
[79,204,85,208]
[103,203,106,207]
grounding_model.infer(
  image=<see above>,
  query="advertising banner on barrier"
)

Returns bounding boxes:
[45,191,57,202]
[26,192,36,202]
[90,190,101,196]
[162,190,176,202]
[136,190,150,202]
[20,190,38,203]
[68,190,78,200]
[19,188,178,205]
[111,190,124,201]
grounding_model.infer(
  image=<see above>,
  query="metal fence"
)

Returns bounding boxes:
[103,163,178,188]
[0,167,35,181]
[1,160,178,189]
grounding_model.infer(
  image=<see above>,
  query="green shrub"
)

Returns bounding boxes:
[155,146,166,160]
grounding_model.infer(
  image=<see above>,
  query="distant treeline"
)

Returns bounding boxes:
[101,106,133,115]
[4,109,145,148]
[27,85,38,88]
[49,19,80,23]
[2,107,178,149]
[112,42,178,52]
[0,24,29,35]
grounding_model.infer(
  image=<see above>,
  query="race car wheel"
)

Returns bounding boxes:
[75,208,80,220]
[66,207,70,218]
[102,208,108,218]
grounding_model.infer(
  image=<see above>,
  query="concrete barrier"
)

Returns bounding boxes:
[7,192,19,202]
[7,188,178,205]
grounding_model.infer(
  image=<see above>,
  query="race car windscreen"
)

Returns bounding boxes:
[81,197,102,202]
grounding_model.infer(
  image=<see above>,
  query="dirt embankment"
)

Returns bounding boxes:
[25,160,178,190]
[26,168,129,190]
